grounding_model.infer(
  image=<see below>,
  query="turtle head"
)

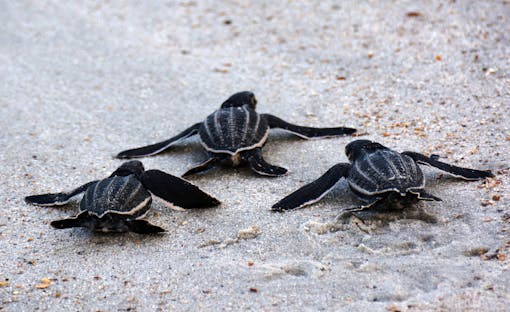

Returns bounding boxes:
[221,91,257,110]
[111,160,145,177]
[345,140,386,161]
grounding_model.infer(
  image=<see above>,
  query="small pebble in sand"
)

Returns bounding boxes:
[237,225,261,240]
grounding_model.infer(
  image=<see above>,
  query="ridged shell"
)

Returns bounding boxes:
[198,105,269,154]
[348,149,425,195]
[80,175,151,218]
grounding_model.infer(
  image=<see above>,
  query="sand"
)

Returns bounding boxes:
[1,1,509,311]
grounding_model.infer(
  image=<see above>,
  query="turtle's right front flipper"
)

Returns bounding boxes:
[116,122,202,159]
[25,180,99,206]
[272,163,350,211]
[262,114,357,139]
[402,151,494,180]
[140,169,220,209]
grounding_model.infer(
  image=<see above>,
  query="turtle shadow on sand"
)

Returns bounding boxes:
[338,201,439,227]
[302,186,439,234]
[48,228,167,254]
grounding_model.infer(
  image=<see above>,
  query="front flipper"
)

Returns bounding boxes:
[402,151,494,180]
[140,169,220,208]
[25,180,99,207]
[116,122,202,159]
[245,149,288,177]
[50,211,90,229]
[272,163,350,211]
[262,114,356,139]
[125,220,165,234]
[182,157,219,177]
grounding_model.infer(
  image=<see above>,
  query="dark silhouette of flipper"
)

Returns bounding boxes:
[246,148,288,177]
[402,151,494,180]
[116,123,202,159]
[25,180,99,206]
[50,211,90,229]
[182,158,220,177]
[140,169,220,208]
[272,163,350,211]
[262,114,356,139]
[126,220,165,234]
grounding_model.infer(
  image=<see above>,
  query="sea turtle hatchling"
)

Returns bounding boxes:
[25,161,220,234]
[272,139,494,212]
[116,91,356,177]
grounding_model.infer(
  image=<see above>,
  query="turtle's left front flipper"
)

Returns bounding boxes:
[402,151,494,180]
[116,122,201,159]
[272,163,350,211]
[25,180,99,206]
[262,114,356,139]
[140,170,220,209]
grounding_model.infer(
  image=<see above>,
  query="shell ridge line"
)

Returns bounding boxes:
[214,110,225,146]
[366,153,385,182]
[108,177,119,209]
[251,110,261,145]
[403,155,417,185]
[105,177,118,211]
[203,113,215,146]
[123,177,143,212]
[380,151,397,181]
[112,176,130,212]
[229,106,235,148]
[90,179,106,212]
[98,195,151,219]
[240,106,250,146]
[353,159,378,191]
[394,151,408,180]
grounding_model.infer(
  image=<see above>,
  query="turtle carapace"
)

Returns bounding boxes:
[272,139,494,212]
[116,91,357,177]
[25,161,220,234]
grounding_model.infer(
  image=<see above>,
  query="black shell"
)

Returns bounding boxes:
[80,175,152,218]
[198,105,269,154]
[348,149,425,195]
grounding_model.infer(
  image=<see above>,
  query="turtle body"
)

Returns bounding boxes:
[347,141,427,200]
[25,161,220,234]
[272,139,493,212]
[116,91,357,177]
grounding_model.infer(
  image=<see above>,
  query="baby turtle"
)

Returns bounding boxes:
[116,91,356,177]
[272,139,494,212]
[25,161,220,234]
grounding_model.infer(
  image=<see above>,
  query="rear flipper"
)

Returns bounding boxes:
[411,189,442,201]
[262,114,356,138]
[272,163,351,211]
[25,180,99,207]
[334,194,385,221]
[182,157,219,177]
[402,151,494,180]
[50,211,91,229]
[141,169,220,208]
[125,220,165,234]
[116,122,202,159]
[245,149,287,177]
